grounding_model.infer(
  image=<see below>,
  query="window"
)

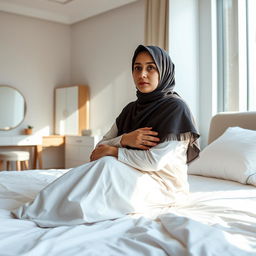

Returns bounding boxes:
[247,0,256,110]
[217,0,256,112]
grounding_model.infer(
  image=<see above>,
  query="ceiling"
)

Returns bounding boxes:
[0,0,138,24]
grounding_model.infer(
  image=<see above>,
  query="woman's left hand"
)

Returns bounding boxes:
[90,144,118,161]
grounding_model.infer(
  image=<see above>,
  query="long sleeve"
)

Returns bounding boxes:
[96,123,123,147]
[118,140,189,172]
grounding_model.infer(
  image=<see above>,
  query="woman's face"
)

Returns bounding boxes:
[132,51,159,93]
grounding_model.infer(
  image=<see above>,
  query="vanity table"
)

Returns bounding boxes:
[0,135,65,169]
[0,135,42,169]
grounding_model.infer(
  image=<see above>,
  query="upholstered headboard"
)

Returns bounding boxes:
[208,111,256,144]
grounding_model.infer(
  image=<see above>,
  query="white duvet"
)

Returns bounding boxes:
[0,169,255,256]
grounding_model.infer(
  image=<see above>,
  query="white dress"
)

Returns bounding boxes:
[12,123,189,227]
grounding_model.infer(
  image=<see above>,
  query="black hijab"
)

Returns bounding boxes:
[116,45,200,163]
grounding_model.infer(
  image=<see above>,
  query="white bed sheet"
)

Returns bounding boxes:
[0,169,255,256]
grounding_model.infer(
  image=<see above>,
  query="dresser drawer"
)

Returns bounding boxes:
[42,135,65,147]
[65,136,95,146]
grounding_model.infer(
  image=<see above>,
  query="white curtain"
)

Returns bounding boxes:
[144,0,169,51]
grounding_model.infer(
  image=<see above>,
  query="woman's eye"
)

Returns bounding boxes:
[147,65,156,71]
[134,66,142,71]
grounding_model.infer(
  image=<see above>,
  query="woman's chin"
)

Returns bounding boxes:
[137,87,154,94]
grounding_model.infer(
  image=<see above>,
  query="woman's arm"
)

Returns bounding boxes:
[90,122,160,159]
[120,127,160,150]
[97,123,160,149]
[90,144,118,161]
[118,140,189,172]
[90,123,161,162]
[96,123,122,147]
[90,139,189,172]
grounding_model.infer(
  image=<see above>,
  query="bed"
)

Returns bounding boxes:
[0,112,256,256]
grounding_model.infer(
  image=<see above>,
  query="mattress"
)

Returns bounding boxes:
[0,169,255,256]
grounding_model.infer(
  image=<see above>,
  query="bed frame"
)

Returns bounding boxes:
[208,111,256,144]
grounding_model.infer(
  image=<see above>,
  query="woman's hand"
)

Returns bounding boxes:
[90,144,118,161]
[120,127,160,150]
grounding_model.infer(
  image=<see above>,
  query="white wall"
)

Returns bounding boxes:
[0,12,71,136]
[71,0,145,135]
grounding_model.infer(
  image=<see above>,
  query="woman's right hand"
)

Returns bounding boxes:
[120,127,160,150]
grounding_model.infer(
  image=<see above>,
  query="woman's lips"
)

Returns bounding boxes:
[138,82,149,85]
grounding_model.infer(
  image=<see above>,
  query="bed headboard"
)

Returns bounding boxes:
[208,111,256,144]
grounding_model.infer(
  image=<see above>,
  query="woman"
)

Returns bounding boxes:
[12,45,200,227]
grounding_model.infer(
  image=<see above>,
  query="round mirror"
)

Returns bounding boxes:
[0,85,26,131]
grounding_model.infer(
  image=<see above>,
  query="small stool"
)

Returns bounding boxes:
[0,151,30,171]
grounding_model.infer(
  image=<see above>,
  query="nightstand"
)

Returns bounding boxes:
[65,136,100,168]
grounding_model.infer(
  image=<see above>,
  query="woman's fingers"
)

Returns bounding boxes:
[140,139,158,147]
[121,127,160,149]
[143,135,160,142]
[139,128,160,147]
[136,128,160,148]
[140,127,153,130]
[140,127,158,135]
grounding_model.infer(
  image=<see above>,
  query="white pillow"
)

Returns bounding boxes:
[188,126,256,186]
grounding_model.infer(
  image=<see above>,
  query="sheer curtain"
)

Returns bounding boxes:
[144,0,169,51]
[217,0,256,111]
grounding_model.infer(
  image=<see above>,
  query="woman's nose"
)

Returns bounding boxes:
[140,69,147,78]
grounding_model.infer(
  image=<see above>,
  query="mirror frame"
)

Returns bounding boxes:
[0,85,27,131]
